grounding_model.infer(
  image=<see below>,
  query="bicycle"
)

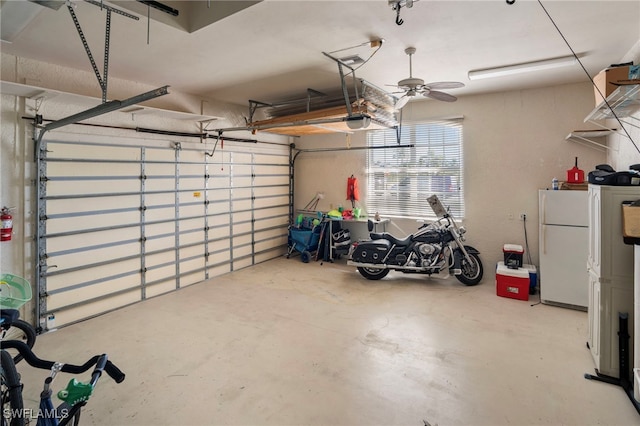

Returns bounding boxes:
[0,273,36,364]
[1,341,125,426]
[1,309,37,364]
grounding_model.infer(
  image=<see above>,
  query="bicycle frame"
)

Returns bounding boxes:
[1,341,124,426]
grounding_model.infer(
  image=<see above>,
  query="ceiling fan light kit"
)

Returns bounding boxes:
[467,55,578,80]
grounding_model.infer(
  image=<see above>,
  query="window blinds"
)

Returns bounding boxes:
[366,119,464,220]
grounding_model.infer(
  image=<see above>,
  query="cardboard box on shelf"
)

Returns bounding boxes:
[593,65,640,105]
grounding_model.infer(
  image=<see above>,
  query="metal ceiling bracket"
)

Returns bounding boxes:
[322,51,361,118]
[68,1,139,103]
[248,100,273,123]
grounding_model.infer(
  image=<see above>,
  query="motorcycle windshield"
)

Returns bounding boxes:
[427,195,447,218]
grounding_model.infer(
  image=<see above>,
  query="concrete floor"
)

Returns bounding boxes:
[16,256,640,425]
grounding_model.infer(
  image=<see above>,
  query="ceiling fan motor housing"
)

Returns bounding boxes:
[397,77,424,90]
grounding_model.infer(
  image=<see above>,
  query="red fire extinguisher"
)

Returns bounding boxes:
[1,207,13,242]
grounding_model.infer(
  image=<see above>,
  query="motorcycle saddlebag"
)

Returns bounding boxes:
[351,239,391,264]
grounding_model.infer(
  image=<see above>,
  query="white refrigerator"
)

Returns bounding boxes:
[538,190,589,309]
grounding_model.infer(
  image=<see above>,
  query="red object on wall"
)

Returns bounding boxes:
[347,175,359,208]
[1,207,13,242]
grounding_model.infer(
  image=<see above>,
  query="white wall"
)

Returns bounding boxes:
[294,82,606,270]
[608,111,640,171]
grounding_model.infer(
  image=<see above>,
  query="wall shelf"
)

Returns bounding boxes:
[566,129,615,151]
[567,84,639,151]
[0,80,220,123]
[585,84,640,122]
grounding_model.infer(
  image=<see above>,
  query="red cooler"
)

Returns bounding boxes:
[496,261,530,301]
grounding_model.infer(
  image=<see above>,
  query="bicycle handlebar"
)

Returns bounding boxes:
[1,340,125,383]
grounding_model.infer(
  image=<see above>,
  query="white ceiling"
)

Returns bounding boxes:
[1,0,639,108]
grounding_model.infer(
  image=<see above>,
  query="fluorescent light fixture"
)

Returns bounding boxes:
[468,55,577,80]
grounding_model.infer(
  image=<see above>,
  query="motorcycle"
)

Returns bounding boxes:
[347,194,483,286]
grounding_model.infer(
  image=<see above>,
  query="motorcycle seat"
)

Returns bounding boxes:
[370,232,412,246]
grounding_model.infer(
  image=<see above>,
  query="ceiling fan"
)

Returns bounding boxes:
[391,47,465,109]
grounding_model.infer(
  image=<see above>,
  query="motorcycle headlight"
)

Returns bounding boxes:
[458,226,466,235]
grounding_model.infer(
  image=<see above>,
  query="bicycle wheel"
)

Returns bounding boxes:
[1,320,36,364]
[1,349,25,426]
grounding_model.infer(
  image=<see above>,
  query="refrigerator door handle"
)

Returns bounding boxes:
[541,192,546,225]
[541,224,546,255]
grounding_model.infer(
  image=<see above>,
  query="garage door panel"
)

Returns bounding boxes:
[256,216,289,230]
[39,138,289,329]
[47,142,140,160]
[233,176,253,187]
[145,280,176,298]
[51,291,141,327]
[233,257,253,270]
[255,227,286,241]
[146,264,177,283]
[47,239,140,267]
[208,239,231,253]
[46,178,139,197]
[254,163,287,173]
[232,187,252,199]
[46,212,140,235]
[145,235,178,253]
[255,195,289,209]
[255,184,288,196]
[179,203,205,218]
[145,206,178,223]
[47,275,140,310]
[180,262,205,281]
[255,237,287,254]
[180,244,204,258]
[233,233,252,246]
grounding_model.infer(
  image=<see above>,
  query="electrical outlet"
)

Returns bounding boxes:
[520,213,527,221]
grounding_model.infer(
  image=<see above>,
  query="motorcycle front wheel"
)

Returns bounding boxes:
[455,252,483,286]
[357,267,389,280]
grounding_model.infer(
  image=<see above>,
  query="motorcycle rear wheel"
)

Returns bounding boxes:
[455,252,483,286]
[357,267,389,280]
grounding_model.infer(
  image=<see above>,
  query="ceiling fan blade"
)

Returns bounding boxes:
[424,90,457,102]
[395,95,411,110]
[425,81,465,90]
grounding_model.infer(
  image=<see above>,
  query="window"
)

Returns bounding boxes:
[366,119,464,220]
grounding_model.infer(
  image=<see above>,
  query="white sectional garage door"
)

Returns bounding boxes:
[37,134,290,329]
